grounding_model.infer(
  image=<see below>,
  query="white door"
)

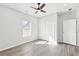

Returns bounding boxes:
[63,19,76,45]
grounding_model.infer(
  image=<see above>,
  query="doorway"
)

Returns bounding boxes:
[63,19,77,45]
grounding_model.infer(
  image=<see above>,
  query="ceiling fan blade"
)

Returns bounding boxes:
[35,11,38,14]
[40,10,46,13]
[39,3,46,10]
[31,6,37,10]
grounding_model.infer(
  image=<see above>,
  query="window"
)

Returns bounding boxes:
[22,20,32,37]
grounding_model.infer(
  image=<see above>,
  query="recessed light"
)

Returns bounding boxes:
[64,4,67,6]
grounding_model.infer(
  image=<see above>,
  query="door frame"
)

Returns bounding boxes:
[62,18,77,46]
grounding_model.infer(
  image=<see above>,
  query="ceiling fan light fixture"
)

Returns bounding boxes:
[38,10,40,12]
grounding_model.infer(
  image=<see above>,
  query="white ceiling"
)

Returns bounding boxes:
[1,3,79,18]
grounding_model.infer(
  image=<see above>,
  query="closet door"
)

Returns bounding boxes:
[63,19,76,45]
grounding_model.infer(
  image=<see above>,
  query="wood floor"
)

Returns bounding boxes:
[0,40,79,56]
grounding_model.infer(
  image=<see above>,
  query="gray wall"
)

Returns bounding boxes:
[0,5,38,51]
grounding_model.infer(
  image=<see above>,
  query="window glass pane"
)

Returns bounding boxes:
[22,20,32,37]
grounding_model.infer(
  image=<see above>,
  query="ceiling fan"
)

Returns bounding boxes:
[31,3,46,14]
